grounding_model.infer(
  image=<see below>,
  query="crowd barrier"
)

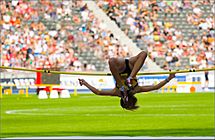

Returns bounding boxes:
[0,67,214,98]
[0,84,78,99]
[0,71,214,99]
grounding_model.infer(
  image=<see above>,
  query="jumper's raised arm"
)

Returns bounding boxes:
[135,73,175,93]
[78,79,119,96]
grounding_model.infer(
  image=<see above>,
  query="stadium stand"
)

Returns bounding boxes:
[1,0,214,71]
[97,0,215,70]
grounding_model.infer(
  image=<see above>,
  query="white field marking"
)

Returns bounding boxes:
[4,104,212,112]
[5,104,213,116]
[5,108,213,117]
[3,136,215,139]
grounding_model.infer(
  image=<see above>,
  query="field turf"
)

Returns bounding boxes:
[0,92,214,138]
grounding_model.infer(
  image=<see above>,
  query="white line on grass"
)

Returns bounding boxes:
[5,109,212,117]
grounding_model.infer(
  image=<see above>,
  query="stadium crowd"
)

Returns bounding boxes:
[1,0,214,72]
[97,0,215,70]
[1,0,128,71]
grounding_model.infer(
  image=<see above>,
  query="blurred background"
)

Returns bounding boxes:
[1,0,214,94]
[0,0,215,93]
[1,0,214,72]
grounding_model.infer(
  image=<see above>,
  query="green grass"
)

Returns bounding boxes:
[0,93,214,138]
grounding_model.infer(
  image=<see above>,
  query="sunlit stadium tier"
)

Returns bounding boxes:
[96,0,215,70]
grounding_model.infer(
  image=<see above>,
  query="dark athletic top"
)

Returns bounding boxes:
[116,59,138,90]
[119,59,132,77]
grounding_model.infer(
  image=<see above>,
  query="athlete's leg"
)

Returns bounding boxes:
[108,57,124,87]
[109,57,130,102]
[128,51,147,78]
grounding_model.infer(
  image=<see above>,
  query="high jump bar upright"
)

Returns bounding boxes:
[0,66,214,76]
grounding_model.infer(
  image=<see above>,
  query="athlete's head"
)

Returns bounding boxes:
[120,94,139,111]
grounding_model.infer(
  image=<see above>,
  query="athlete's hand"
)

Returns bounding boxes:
[78,79,87,86]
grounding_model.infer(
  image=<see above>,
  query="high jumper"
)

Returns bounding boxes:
[78,51,175,110]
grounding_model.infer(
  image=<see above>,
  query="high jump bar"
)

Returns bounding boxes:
[0,66,214,76]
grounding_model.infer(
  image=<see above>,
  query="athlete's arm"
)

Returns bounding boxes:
[135,73,175,93]
[78,79,119,96]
